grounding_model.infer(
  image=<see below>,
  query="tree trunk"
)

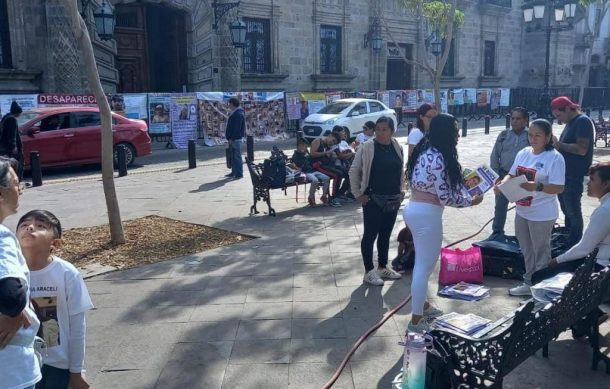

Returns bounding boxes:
[434,58,442,108]
[64,0,125,244]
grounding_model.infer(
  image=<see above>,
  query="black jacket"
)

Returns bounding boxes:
[225,107,246,140]
[0,114,22,158]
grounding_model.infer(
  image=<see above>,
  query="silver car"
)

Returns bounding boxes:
[301,98,397,142]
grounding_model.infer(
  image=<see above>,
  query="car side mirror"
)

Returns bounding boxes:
[350,111,361,117]
[28,127,40,136]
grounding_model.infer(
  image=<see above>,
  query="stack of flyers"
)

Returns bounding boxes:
[434,312,491,336]
[530,272,573,303]
[438,282,490,301]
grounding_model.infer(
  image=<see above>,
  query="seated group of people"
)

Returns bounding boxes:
[289,122,375,207]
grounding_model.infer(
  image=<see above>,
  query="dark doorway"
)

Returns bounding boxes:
[386,44,412,89]
[114,3,187,92]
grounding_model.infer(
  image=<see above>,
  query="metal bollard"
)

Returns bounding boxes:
[188,139,196,169]
[246,135,254,162]
[117,145,128,177]
[506,113,511,129]
[296,130,304,147]
[484,115,490,134]
[30,151,43,187]
[461,118,468,137]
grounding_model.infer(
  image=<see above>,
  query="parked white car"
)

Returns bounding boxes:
[301,98,397,142]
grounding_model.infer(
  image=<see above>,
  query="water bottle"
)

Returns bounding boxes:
[401,332,432,389]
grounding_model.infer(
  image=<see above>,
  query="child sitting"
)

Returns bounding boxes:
[352,121,376,151]
[291,138,331,207]
[391,226,415,273]
[16,210,93,389]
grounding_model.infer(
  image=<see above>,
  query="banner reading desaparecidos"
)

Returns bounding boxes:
[148,94,172,135]
[37,93,97,107]
[170,94,197,149]
[197,91,286,146]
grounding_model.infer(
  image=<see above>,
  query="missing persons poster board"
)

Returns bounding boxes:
[499,88,510,107]
[170,94,197,149]
[452,89,464,106]
[108,93,148,119]
[148,93,172,134]
[0,94,38,115]
[37,93,97,107]
[197,91,287,146]
[463,89,476,105]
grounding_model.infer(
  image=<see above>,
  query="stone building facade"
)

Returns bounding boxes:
[0,0,608,94]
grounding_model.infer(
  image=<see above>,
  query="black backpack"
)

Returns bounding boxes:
[262,146,287,189]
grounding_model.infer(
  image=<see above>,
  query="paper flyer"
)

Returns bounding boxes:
[463,165,499,197]
[148,94,172,134]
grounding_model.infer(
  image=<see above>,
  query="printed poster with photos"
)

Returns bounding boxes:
[389,91,404,110]
[463,89,477,105]
[499,88,510,107]
[476,89,490,108]
[452,89,464,106]
[440,90,449,113]
[197,91,287,146]
[405,90,418,111]
[108,93,148,119]
[0,94,38,115]
[170,94,198,149]
[286,92,301,120]
[377,91,390,107]
[148,94,172,134]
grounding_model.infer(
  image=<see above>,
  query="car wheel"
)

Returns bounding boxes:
[114,143,136,167]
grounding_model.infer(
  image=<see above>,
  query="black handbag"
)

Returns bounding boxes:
[225,145,233,169]
[369,193,402,213]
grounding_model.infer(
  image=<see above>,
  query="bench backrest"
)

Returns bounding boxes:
[430,250,610,387]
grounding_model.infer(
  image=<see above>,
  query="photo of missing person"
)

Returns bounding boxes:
[151,103,170,123]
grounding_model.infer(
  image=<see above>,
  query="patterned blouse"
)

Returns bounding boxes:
[410,147,472,208]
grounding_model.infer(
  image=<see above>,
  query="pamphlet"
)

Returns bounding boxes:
[530,272,573,303]
[463,165,499,197]
[434,312,491,335]
[438,282,490,301]
[497,175,533,203]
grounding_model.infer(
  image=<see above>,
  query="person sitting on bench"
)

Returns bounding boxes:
[532,161,610,286]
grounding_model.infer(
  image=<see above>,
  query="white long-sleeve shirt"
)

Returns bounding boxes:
[556,193,610,267]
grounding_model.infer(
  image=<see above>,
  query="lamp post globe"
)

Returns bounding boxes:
[431,40,442,57]
[93,1,115,41]
[230,19,247,48]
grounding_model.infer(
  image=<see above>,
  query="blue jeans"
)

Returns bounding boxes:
[231,139,243,177]
[558,176,584,246]
[492,191,509,235]
[36,364,70,389]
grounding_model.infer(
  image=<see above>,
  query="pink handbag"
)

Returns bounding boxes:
[439,246,484,285]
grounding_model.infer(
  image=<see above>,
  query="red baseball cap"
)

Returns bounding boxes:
[550,96,579,110]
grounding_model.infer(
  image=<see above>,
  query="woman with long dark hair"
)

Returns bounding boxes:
[497,119,565,296]
[350,116,405,285]
[404,113,483,333]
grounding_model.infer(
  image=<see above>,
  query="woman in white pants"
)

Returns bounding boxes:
[404,114,483,333]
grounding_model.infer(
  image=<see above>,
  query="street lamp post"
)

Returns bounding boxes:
[80,0,116,41]
[211,0,247,90]
[522,0,577,121]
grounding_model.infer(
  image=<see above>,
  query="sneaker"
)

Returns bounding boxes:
[508,283,532,296]
[308,196,316,207]
[377,267,402,280]
[329,198,342,207]
[407,319,431,334]
[423,305,444,319]
[363,269,384,286]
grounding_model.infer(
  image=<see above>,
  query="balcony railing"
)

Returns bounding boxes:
[480,0,512,8]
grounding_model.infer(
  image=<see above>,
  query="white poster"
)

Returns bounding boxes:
[440,89,448,113]
[500,88,510,107]
[123,94,148,119]
[0,94,38,115]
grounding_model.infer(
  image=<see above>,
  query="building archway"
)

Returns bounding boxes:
[114,2,187,92]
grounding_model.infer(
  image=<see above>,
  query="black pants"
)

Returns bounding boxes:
[361,201,398,272]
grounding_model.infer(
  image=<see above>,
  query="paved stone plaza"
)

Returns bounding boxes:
[7,125,610,388]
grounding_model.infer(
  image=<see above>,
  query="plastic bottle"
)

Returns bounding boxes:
[401,332,432,389]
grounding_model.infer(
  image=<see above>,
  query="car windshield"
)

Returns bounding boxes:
[317,102,352,114]
[17,111,42,127]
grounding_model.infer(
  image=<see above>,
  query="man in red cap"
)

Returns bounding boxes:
[550,96,594,246]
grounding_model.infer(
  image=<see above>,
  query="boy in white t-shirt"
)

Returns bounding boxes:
[352,121,376,151]
[16,210,93,389]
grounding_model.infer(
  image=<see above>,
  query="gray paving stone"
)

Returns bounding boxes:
[350,358,403,389]
[291,318,347,339]
[190,303,244,322]
[221,363,288,389]
[289,338,348,363]
[180,321,239,342]
[345,316,401,339]
[350,335,403,362]
[229,339,291,364]
[245,286,294,303]
[293,287,339,302]
[293,273,336,288]
[241,302,293,319]
[289,362,355,389]
[156,360,227,389]
[292,301,343,319]
[104,342,175,370]
[166,341,233,365]
[235,319,292,340]
[92,369,161,389]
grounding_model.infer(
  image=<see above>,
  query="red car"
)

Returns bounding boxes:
[17,107,151,168]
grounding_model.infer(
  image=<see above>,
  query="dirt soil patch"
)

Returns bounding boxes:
[56,215,254,269]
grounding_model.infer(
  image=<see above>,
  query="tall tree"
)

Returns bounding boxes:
[381,0,464,108]
[63,0,125,244]
[578,0,610,104]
